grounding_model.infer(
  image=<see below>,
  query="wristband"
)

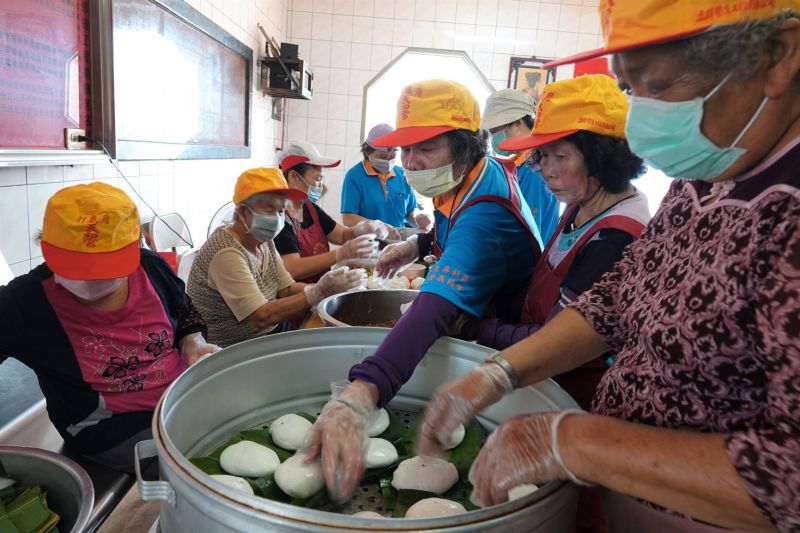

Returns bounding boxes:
[486,352,519,390]
[551,409,594,487]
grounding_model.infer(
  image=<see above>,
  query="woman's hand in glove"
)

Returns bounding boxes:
[304,267,367,306]
[335,235,376,262]
[416,363,514,457]
[375,237,418,278]
[468,410,589,507]
[303,380,378,504]
[352,219,389,240]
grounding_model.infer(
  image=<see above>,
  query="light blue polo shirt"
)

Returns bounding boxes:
[341,160,418,228]
[517,162,561,243]
[420,158,543,318]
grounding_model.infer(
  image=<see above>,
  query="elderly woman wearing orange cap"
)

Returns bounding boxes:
[0,183,219,472]
[188,168,365,347]
[303,79,543,504]
[418,2,800,532]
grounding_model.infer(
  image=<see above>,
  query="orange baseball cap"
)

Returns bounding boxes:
[41,182,141,280]
[371,79,481,147]
[546,0,798,68]
[233,167,306,204]
[499,74,627,152]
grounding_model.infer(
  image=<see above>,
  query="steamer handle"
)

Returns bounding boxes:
[135,439,176,508]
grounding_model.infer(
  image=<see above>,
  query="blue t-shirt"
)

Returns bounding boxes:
[517,162,560,243]
[420,158,543,318]
[341,160,418,227]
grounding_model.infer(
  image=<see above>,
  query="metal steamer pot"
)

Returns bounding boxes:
[137,328,579,532]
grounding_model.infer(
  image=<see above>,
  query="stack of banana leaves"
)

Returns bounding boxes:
[0,462,60,533]
[190,409,487,517]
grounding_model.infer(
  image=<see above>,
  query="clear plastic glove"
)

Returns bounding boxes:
[353,219,389,240]
[414,212,433,231]
[178,333,221,365]
[335,234,376,262]
[385,226,402,241]
[416,363,513,457]
[305,267,367,306]
[375,236,418,279]
[468,410,588,507]
[303,380,376,504]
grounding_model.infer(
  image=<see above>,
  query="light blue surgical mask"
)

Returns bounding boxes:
[305,185,323,203]
[369,155,392,174]
[247,208,285,242]
[625,74,769,181]
[405,162,464,198]
[491,130,512,157]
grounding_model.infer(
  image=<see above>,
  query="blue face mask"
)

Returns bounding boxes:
[247,208,285,242]
[625,74,769,181]
[306,185,322,203]
[491,130,512,157]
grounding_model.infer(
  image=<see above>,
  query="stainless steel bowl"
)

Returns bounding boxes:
[0,446,94,533]
[316,289,418,327]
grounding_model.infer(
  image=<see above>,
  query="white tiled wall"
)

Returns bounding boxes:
[0,0,290,278]
[284,0,602,218]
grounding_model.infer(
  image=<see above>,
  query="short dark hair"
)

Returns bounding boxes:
[520,115,534,130]
[445,129,489,169]
[533,131,645,193]
[281,161,312,178]
[361,142,376,158]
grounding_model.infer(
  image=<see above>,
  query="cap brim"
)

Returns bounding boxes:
[286,188,308,201]
[499,130,579,151]
[42,240,141,280]
[371,126,456,147]
[308,157,341,168]
[544,27,710,68]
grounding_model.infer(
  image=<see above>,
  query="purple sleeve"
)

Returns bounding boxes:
[348,292,460,407]
[474,286,579,350]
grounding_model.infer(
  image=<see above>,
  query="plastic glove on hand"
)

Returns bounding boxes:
[303,381,376,504]
[335,234,376,262]
[305,267,367,306]
[416,363,513,457]
[468,410,587,507]
[374,238,418,279]
[353,220,389,240]
[414,212,433,231]
[385,226,402,241]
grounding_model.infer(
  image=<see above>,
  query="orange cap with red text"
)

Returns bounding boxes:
[546,0,799,68]
[233,167,306,205]
[41,182,141,280]
[371,79,481,147]
[499,74,628,151]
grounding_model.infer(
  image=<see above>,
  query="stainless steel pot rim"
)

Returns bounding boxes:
[152,329,569,529]
[0,445,95,533]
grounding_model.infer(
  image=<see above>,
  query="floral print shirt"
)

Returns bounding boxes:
[570,139,800,532]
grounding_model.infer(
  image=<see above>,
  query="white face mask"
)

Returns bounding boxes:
[55,274,126,302]
[369,155,393,174]
[405,162,464,198]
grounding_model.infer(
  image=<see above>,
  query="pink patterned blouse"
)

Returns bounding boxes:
[570,138,800,532]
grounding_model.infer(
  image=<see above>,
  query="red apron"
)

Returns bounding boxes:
[290,204,330,284]
[525,204,645,410]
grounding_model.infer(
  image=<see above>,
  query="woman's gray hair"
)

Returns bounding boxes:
[673,10,799,78]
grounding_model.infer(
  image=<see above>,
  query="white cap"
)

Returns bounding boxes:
[279,141,341,172]
[481,89,536,131]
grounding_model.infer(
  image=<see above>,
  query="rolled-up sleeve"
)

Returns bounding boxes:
[725,223,800,532]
